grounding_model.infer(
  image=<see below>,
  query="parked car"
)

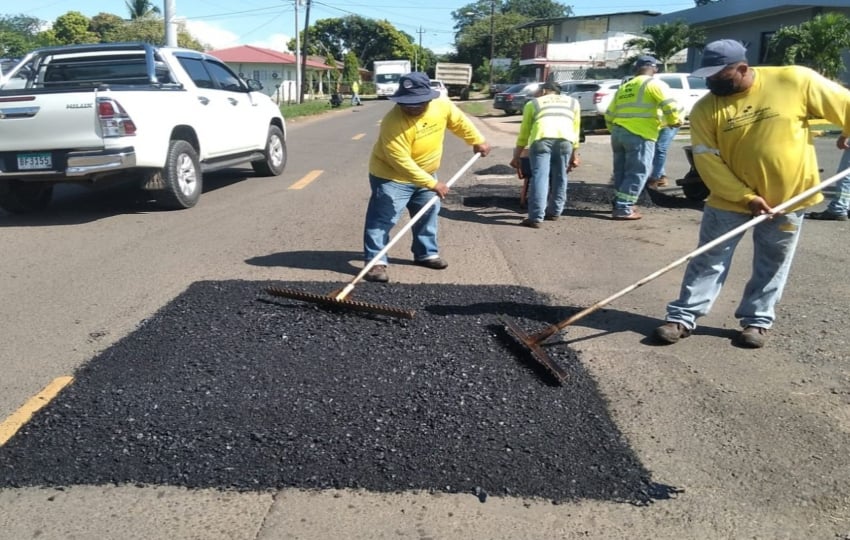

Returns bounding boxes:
[430,79,449,99]
[652,73,710,121]
[493,82,542,115]
[489,82,512,97]
[561,79,621,130]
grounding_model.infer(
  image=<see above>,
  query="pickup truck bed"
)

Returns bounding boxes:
[0,42,287,214]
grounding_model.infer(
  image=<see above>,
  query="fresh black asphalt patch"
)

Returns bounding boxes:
[0,280,676,504]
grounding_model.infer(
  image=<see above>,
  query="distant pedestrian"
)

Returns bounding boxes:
[654,39,850,349]
[805,137,850,221]
[605,55,682,219]
[509,80,581,228]
[351,80,362,106]
[362,72,490,283]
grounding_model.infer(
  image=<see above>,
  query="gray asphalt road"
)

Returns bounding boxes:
[0,100,848,539]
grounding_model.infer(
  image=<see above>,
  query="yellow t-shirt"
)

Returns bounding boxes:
[690,66,850,213]
[369,98,484,189]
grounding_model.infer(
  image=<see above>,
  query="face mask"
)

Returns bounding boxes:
[707,76,738,96]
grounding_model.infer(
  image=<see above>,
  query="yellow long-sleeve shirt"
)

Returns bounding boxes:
[690,66,850,214]
[369,98,485,189]
[605,75,682,141]
[515,93,582,148]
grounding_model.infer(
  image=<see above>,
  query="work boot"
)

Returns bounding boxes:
[738,326,768,348]
[654,322,691,344]
[364,264,389,282]
[520,218,542,228]
[612,210,642,221]
[805,210,848,221]
[414,257,448,270]
[647,176,668,189]
[544,214,560,221]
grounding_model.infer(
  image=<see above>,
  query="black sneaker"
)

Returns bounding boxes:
[364,264,389,282]
[805,210,848,221]
[414,257,448,270]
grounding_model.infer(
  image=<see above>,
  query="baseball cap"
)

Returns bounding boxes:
[635,55,659,69]
[389,72,440,104]
[692,39,748,78]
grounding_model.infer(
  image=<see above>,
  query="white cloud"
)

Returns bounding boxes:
[181,19,241,50]
[248,33,292,53]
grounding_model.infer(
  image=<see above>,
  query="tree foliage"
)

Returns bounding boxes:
[768,12,850,80]
[0,15,46,56]
[126,0,161,20]
[624,21,705,72]
[52,11,98,45]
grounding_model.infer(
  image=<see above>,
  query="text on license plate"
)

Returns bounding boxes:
[17,152,52,170]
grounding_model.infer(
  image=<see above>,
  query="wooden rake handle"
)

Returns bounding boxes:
[532,165,850,342]
[335,152,483,301]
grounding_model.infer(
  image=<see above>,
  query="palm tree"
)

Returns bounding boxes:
[126,0,161,20]
[624,21,705,72]
[769,12,850,80]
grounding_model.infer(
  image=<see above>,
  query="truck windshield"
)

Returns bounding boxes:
[376,73,401,84]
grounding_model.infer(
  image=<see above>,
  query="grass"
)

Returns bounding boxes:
[456,100,491,117]
[279,99,348,119]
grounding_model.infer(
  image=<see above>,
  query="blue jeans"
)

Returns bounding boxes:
[665,206,804,330]
[527,138,572,222]
[610,125,655,215]
[650,126,679,180]
[826,148,850,214]
[351,93,361,105]
[363,174,440,265]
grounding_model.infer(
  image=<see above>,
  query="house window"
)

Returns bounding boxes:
[760,31,776,64]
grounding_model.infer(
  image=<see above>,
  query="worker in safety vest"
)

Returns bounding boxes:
[510,80,581,228]
[605,55,682,220]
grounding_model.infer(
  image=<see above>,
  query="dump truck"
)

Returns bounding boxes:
[434,63,473,100]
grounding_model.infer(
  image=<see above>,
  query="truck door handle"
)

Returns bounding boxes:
[197,96,209,105]
[228,97,238,106]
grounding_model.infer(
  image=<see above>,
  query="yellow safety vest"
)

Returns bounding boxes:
[516,93,582,148]
[605,76,681,141]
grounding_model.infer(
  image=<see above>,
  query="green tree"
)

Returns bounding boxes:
[52,11,98,45]
[454,11,529,82]
[89,12,126,43]
[289,16,416,72]
[342,51,359,84]
[0,14,47,55]
[624,21,705,72]
[126,0,161,20]
[768,12,850,80]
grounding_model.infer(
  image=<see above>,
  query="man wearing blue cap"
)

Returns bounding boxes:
[655,39,850,348]
[362,72,491,283]
[605,55,683,220]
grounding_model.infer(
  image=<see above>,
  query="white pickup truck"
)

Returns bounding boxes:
[0,42,287,213]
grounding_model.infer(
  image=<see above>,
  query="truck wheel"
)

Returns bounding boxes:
[251,125,287,177]
[158,140,202,209]
[460,88,470,101]
[0,181,53,214]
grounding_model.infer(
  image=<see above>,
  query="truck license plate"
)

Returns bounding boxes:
[17,152,52,170]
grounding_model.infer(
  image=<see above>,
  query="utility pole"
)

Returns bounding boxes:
[488,0,495,90]
[164,0,177,46]
[416,26,425,72]
[300,0,311,101]
[294,0,301,104]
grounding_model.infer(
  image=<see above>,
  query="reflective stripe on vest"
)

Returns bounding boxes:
[530,96,577,124]
[611,78,658,119]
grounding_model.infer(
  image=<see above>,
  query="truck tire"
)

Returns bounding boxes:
[0,181,53,214]
[460,87,470,101]
[158,139,202,210]
[251,125,287,177]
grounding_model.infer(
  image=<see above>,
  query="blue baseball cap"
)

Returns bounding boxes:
[635,55,659,69]
[692,39,748,78]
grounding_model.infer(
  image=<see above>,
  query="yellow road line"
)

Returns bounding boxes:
[0,376,73,446]
[289,169,323,190]
[352,133,365,140]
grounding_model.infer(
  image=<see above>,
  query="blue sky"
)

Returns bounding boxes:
[22,0,697,54]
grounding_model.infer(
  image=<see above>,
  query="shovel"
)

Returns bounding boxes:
[266,152,482,319]
[503,165,850,384]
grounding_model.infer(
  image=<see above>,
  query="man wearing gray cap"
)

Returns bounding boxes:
[655,39,850,348]
[605,55,683,220]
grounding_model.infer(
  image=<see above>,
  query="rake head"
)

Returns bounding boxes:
[264,286,416,320]
[501,316,568,384]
